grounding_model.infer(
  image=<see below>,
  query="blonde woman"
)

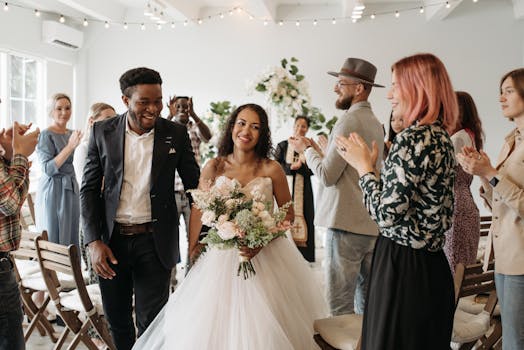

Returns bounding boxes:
[36,93,82,246]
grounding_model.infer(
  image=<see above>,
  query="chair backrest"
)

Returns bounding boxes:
[11,230,48,260]
[20,193,36,230]
[34,238,95,313]
[454,261,498,320]
[479,216,492,237]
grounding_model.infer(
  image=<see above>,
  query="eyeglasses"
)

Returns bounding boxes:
[336,81,361,88]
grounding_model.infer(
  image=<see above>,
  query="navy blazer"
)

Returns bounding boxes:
[80,114,200,269]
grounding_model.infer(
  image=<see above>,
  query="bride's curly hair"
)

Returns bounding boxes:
[218,103,273,159]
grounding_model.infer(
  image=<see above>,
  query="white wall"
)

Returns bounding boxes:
[0,7,78,127]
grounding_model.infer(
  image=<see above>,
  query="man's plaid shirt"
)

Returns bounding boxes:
[0,154,29,252]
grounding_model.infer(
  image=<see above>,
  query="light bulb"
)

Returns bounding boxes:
[104,21,110,29]
[171,22,175,28]
[123,23,128,30]
[419,7,424,14]
[83,18,88,26]
[332,18,336,24]
[313,19,317,26]
[445,1,451,8]
[395,11,400,18]
[3,3,8,12]
[34,9,41,17]
[59,15,65,23]
[141,23,146,30]
[371,13,376,19]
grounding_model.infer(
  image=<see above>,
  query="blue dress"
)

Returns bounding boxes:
[36,129,80,246]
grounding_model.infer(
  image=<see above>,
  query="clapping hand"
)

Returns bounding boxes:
[335,133,378,177]
[456,146,496,179]
[67,130,83,150]
[12,122,40,158]
[317,134,328,153]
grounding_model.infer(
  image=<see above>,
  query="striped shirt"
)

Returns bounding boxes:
[0,154,30,252]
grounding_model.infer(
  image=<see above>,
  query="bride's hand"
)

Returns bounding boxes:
[189,243,205,264]
[239,246,262,260]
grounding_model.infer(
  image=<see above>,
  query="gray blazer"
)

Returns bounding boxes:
[305,101,384,236]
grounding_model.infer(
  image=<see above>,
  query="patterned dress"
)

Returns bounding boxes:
[359,120,456,350]
[444,129,480,273]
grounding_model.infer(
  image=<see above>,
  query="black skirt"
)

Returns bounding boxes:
[361,236,455,350]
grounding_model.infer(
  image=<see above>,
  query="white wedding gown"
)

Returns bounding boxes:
[133,176,328,350]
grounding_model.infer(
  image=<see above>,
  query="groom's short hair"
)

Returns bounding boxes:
[119,67,162,97]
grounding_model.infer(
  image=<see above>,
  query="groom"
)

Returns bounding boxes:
[80,67,200,350]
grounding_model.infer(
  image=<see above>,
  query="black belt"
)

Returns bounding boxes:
[0,251,12,271]
[116,222,153,235]
[0,251,10,259]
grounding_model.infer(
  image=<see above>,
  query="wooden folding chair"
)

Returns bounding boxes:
[35,237,115,350]
[452,260,501,350]
[313,314,362,350]
[10,230,59,344]
[19,193,36,231]
[477,216,492,263]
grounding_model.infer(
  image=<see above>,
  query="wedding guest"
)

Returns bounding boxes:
[275,116,316,262]
[290,57,384,315]
[383,111,404,158]
[336,53,457,349]
[166,96,211,280]
[36,93,83,246]
[81,68,200,350]
[457,68,524,350]
[73,102,116,185]
[0,97,40,350]
[444,91,484,273]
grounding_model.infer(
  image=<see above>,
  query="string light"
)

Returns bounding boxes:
[473,0,478,2]
[157,23,161,30]
[1,0,468,30]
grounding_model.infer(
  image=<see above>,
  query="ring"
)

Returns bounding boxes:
[477,154,482,160]
[339,147,347,152]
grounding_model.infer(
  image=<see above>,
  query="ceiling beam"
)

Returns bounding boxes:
[161,0,201,22]
[55,0,126,22]
[423,0,463,21]
[513,0,524,19]
[244,0,277,22]
[341,0,359,18]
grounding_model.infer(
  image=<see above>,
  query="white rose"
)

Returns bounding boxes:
[201,211,216,226]
[217,221,239,240]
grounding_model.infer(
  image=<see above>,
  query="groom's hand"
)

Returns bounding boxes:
[88,240,118,279]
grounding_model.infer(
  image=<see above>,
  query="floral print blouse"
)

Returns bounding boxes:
[359,120,455,251]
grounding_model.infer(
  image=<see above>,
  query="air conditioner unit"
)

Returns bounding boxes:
[42,21,84,50]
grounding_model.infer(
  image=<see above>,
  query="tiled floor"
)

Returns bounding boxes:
[26,234,327,350]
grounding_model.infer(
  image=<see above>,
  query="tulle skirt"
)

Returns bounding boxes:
[133,237,328,350]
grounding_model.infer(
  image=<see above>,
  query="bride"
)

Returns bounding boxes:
[132,103,327,349]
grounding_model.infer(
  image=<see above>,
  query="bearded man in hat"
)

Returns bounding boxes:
[290,58,384,316]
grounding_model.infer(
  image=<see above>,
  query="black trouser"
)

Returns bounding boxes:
[98,230,170,350]
[0,253,25,350]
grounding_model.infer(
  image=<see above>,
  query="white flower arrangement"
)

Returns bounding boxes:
[248,57,311,124]
[199,101,235,165]
[189,177,292,279]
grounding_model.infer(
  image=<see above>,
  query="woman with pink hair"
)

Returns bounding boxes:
[336,53,458,349]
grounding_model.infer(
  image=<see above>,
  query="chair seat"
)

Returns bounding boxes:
[314,314,363,350]
[14,259,41,279]
[452,309,491,343]
[22,270,89,291]
[457,295,500,317]
[60,284,104,316]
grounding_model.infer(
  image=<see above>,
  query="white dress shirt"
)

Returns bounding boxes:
[115,115,154,224]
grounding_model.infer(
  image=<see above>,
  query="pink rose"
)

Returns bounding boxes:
[217,221,240,240]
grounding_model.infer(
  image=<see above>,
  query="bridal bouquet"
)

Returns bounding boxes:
[189,177,292,279]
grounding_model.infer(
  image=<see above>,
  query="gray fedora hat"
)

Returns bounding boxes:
[328,58,384,88]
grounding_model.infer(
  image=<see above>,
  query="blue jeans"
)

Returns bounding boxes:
[325,228,376,315]
[0,258,25,350]
[495,273,524,350]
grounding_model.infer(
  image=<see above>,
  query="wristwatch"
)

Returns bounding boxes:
[489,175,500,187]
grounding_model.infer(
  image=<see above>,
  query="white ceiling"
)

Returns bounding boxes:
[11,0,524,25]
